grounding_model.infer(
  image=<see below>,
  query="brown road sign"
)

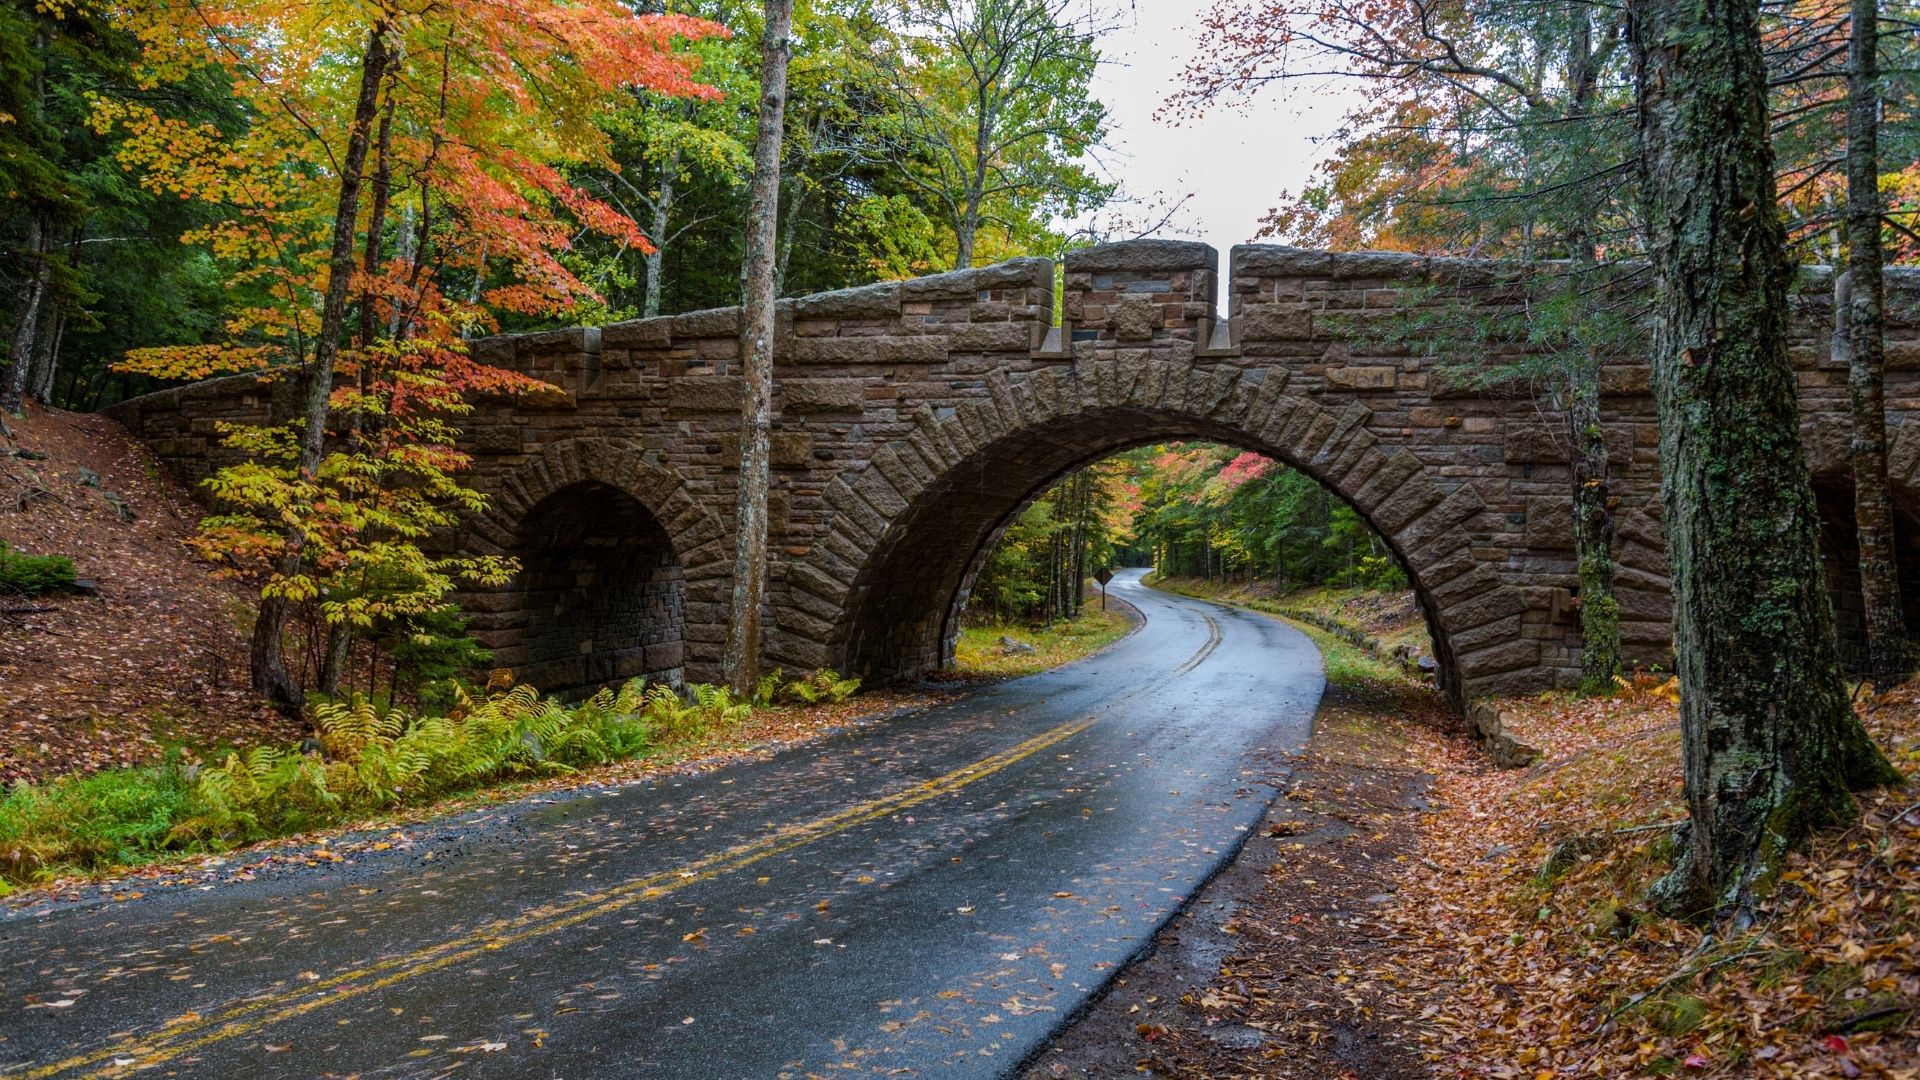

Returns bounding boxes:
[1094,568,1114,586]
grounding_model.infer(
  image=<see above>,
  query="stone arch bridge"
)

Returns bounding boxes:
[108,240,1920,710]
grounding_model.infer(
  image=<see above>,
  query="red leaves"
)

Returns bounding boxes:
[105,0,727,392]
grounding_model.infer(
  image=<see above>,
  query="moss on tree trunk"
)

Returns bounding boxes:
[1628,0,1903,916]
[1567,358,1620,694]
[1842,0,1913,687]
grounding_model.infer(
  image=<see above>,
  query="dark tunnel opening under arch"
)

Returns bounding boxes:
[495,480,687,700]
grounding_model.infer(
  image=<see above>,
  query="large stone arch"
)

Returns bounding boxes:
[459,438,730,695]
[778,357,1536,709]
[106,242,1920,707]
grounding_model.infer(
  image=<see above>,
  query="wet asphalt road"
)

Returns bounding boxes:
[0,570,1323,1079]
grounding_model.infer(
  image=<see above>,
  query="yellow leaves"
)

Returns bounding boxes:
[115,343,276,381]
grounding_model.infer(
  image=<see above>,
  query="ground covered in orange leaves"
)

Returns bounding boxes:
[0,404,302,785]
[1391,678,1919,1079]
[1039,604,1916,1079]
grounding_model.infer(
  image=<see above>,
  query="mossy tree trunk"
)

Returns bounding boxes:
[1629,0,1903,916]
[1842,0,1913,687]
[1567,359,1621,693]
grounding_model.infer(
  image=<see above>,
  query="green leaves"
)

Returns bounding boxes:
[0,541,77,595]
[0,675,769,884]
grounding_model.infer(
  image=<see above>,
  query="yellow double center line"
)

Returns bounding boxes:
[30,716,1096,1080]
[1168,613,1222,678]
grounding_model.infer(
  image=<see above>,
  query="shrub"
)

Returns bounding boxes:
[0,678,757,887]
[383,606,493,712]
[0,541,76,595]
[0,763,194,890]
[751,668,862,707]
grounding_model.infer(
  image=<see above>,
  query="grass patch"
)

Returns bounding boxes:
[0,540,76,595]
[0,680,758,890]
[1282,619,1416,689]
[1145,576,1415,689]
[955,604,1134,678]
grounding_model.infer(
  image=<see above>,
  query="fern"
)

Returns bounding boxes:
[1,675,767,885]
[779,669,862,705]
[751,669,784,708]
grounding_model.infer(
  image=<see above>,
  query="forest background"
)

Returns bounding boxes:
[3,0,1917,682]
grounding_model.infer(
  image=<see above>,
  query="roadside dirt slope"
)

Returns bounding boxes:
[1,404,299,784]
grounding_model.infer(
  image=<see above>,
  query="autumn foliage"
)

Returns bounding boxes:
[97,0,725,702]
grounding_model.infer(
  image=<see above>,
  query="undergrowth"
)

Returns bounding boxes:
[0,540,76,595]
[0,678,764,889]
[753,667,862,707]
[954,604,1134,678]
[1389,677,1920,1076]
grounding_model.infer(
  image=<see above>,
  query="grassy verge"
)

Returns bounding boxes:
[1146,576,1432,657]
[1282,618,1419,689]
[953,603,1136,679]
[1146,575,1417,689]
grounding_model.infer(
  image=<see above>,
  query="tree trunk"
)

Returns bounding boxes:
[1563,5,1621,695]
[357,86,397,354]
[775,177,805,296]
[1629,0,1902,917]
[1071,472,1089,611]
[1842,0,1911,686]
[250,24,392,715]
[319,623,354,699]
[722,0,794,697]
[643,146,680,319]
[954,198,979,271]
[30,294,64,404]
[3,216,49,415]
[1567,361,1620,693]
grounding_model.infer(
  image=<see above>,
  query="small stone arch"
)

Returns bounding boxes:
[777,357,1540,709]
[461,438,730,696]
[1798,422,1920,671]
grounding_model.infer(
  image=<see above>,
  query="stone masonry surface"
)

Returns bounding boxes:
[106,241,1920,708]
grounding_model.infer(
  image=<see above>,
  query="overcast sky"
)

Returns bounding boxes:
[1076,3,1360,272]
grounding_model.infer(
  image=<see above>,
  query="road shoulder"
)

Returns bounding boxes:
[1024,676,1455,1079]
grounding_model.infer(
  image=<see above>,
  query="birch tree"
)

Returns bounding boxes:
[724,0,795,695]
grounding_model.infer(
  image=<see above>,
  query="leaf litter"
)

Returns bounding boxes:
[1033,669,1919,1079]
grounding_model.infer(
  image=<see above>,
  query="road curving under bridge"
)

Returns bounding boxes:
[1,569,1325,1078]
